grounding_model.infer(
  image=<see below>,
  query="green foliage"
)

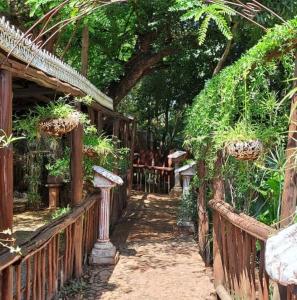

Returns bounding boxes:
[184,19,297,223]
[46,152,70,182]
[0,130,23,148]
[51,205,71,220]
[15,97,89,141]
[185,19,297,167]
[171,0,234,44]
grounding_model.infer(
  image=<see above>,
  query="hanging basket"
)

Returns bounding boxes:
[38,113,80,137]
[226,140,263,161]
[83,147,98,158]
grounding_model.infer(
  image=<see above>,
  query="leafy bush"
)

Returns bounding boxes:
[177,186,197,223]
[51,205,71,220]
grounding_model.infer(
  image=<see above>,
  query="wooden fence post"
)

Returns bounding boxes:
[197,160,210,266]
[0,69,13,300]
[97,110,103,133]
[71,124,83,206]
[213,211,225,288]
[70,124,83,278]
[128,120,136,197]
[281,55,297,227]
[211,150,226,295]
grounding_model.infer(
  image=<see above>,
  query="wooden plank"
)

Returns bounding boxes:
[26,259,31,300]
[16,264,22,300]
[209,200,275,241]
[74,217,83,278]
[213,211,225,287]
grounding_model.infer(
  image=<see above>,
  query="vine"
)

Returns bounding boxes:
[185,18,297,220]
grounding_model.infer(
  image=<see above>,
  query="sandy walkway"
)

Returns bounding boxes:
[65,192,215,300]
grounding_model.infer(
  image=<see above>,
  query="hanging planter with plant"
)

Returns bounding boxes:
[38,111,80,137]
[36,99,87,137]
[226,138,263,161]
[219,76,264,161]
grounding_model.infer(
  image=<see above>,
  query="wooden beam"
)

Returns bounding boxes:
[0,69,13,300]
[0,69,13,231]
[71,124,83,206]
[281,55,297,227]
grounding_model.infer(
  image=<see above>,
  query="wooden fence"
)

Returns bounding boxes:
[0,194,100,300]
[209,200,297,300]
[133,165,174,194]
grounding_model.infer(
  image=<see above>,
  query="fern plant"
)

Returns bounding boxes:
[171,0,235,44]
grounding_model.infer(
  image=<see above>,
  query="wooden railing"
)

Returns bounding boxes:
[0,194,100,300]
[209,200,297,300]
[133,164,174,194]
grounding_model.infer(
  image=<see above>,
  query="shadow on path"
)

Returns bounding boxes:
[62,191,215,300]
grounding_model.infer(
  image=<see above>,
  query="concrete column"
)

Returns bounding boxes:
[89,187,118,265]
[182,175,191,196]
[99,188,111,242]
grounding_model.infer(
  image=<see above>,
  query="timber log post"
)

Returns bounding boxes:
[71,124,83,206]
[281,55,297,227]
[70,123,83,277]
[0,69,13,300]
[212,150,225,289]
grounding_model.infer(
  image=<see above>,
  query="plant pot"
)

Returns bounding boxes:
[38,113,80,137]
[47,175,64,184]
[83,147,98,158]
[226,140,263,161]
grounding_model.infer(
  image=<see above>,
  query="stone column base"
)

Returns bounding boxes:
[169,186,183,198]
[89,241,119,265]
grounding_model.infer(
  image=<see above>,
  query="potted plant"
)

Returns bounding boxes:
[36,99,88,137]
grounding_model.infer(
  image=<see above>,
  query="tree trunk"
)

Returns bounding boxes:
[280,55,297,227]
[106,31,174,108]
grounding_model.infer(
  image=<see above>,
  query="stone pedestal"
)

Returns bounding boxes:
[168,151,187,198]
[176,162,196,232]
[89,166,123,266]
[90,241,119,265]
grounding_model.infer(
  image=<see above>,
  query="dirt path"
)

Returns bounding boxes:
[65,192,215,300]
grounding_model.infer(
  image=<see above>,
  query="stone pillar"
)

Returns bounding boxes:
[174,163,182,188]
[90,187,117,265]
[99,188,111,242]
[168,151,186,197]
[89,166,123,265]
[182,175,191,196]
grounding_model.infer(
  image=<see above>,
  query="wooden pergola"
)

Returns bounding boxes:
[0,17,135,299]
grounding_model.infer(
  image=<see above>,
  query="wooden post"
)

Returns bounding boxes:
[128,120,136,197]
[0,70,13,300]
[71,124,83,206]
[197,160,210,266]
[213,211,225,288]
[97,111,103,133]
[113,118,120,138]
[88,107,95,125]
[281,56,297,227]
